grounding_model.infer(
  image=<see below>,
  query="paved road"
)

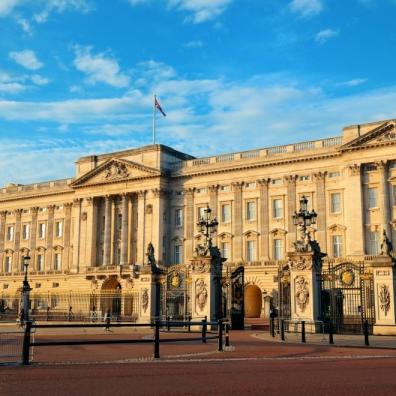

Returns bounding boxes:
[1,331,395,395]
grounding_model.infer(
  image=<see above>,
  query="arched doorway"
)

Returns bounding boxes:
[244,285,262,318]
[101,277,122,318]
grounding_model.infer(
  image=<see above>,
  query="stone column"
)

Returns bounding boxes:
[345,164,364,255]
[0,211,7,271]
[84,197,97,268]
[184,188,195,261]
[136,190,147,264]
[121,193,129,266]
[63,203,73,270]
[373,256,396,335]
[209,185,219,218]
[285,175,298,251]
[257,179,270,260]
[313,172,327,252]
[103,195,112,266]
[13,209,23,272]
[71,198,82,273]
[232,182,244,262]
[29,207,39,270]
[377,161,391,237]
[45,205,55,271]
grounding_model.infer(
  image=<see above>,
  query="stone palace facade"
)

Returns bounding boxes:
[0,119,396,325]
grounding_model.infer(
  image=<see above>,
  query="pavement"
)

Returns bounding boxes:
[1,327,396,395]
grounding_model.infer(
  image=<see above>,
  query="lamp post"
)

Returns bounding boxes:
[292,196,318,251]
[196,205,218,250]
[22,255,31,323]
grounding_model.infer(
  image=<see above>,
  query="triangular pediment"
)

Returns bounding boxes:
[340,120,396,151]
[71,158,161,188]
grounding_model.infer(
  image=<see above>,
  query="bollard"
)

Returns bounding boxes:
[188,315,191,333]
[218,320,223,351]
[329,321,334,345]
[301,321,306,343]
[22,320,32,365]
[167,316,170,332]
[154,320,160,358]
[270,318,275,338]
[280,319,285,341]
[201,318,207,343]
[364,320,370,347]
[225,323,230,347]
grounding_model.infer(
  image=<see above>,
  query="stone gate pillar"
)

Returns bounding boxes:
[190,252,224,326]
[288,251,322,324]
[373,256,396,335]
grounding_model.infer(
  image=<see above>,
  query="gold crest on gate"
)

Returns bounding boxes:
[170,272,181,288]
[340,269,355,286]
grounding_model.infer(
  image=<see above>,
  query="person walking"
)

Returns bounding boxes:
[104,309,111,332]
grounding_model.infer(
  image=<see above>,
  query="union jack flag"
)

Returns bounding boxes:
[155,97,166,117]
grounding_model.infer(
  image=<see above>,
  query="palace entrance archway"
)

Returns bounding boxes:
[244,285,262,318]
[100,277,122,318]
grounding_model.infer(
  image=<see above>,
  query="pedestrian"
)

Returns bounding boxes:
[104,309,111,332]
[68,306,73,321]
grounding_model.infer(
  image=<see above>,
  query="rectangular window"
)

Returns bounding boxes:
[332,235,343,258]
[55,221,63,238]
[368,188,377,208]
[38,223,46,239]
[221,242,230,259]
[274,239,283,260]
[246,201,256,221]
[246,240,256,261]
[198,206,206,220]
[5,256,12,273]
[54,253,61,271]
[367,231,380,255]
[221,204,231,223]
[22,224,30,240]
[6,226,14,241]
[174,245,182,264]
[175,208,183,227]
[37,254,44,272]
[273,199,283,218]
[330,193,341,213]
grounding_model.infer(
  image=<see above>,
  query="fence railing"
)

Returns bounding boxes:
[21,318,230,365]
[0,331,25,365]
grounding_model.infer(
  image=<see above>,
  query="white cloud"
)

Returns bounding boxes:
[184,40,203,48]
[289,0,323,18]
[337,78,367,87]
[129,0,233,23]
[0,70,27,94]
[16,17,33,34]
[30,74,49,85]
[315,29,339,44]
[73,45,130,88]
[0,0,23,16]
[9,49,43,70]
[33,0,92,23]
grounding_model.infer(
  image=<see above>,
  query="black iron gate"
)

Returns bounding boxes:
[230,266,244,330]
[321,262,375,334]
[278,264,291,319]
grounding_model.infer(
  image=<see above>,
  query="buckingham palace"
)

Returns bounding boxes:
[0,118,395,331]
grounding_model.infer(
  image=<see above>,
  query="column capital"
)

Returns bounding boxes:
[183,187,195,197]
[284,175,298,185]
[47,205,55,213]
[208,184,219,193]
[73,198,82,205]
[15,208,23,217]
[85,197,95,206]
[137,190,147,199]
[63,202,73,210]
[257,178,271,187]
[347,163,361,176]
[313,171,327,182]
[231,181,244,191]
[376,160,388,170]
[30,206,40,214]
[0,210,7,219]
[151,188,170,198]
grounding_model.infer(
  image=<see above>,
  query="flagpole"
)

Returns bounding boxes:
[152,94,156,145]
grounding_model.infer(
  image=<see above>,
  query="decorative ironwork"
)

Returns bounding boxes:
[230,266,244,330]
[292,196,318,253]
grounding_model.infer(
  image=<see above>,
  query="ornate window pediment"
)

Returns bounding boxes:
[328,224,347,233]
[218,232,233,241]
[243,230,259,239]
[270,228,287,237]
[71,158,161,188]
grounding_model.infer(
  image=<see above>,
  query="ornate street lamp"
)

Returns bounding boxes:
[197,205,218,250]
[292,196,318,252]
[22,255,31,323]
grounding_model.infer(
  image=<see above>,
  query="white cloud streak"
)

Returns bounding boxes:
[315,29,339,44]
[289,0,323,18]
[73,45,130,88]
[9,49,43,70]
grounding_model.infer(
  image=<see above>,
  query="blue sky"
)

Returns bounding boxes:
[1,0,396,186]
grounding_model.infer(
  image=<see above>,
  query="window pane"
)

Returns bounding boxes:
[273,199,283,218]
[367,231,380,255]
[174,245,182,264]
[368,188,377,208]
[247,240,256,261]
[274,239,283,260]
[221,242,230,259]
[331,193,341,213]
[332,235,343,258]
[246,202,256,220]
[221,204,231,222]
[175,209,183,226]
